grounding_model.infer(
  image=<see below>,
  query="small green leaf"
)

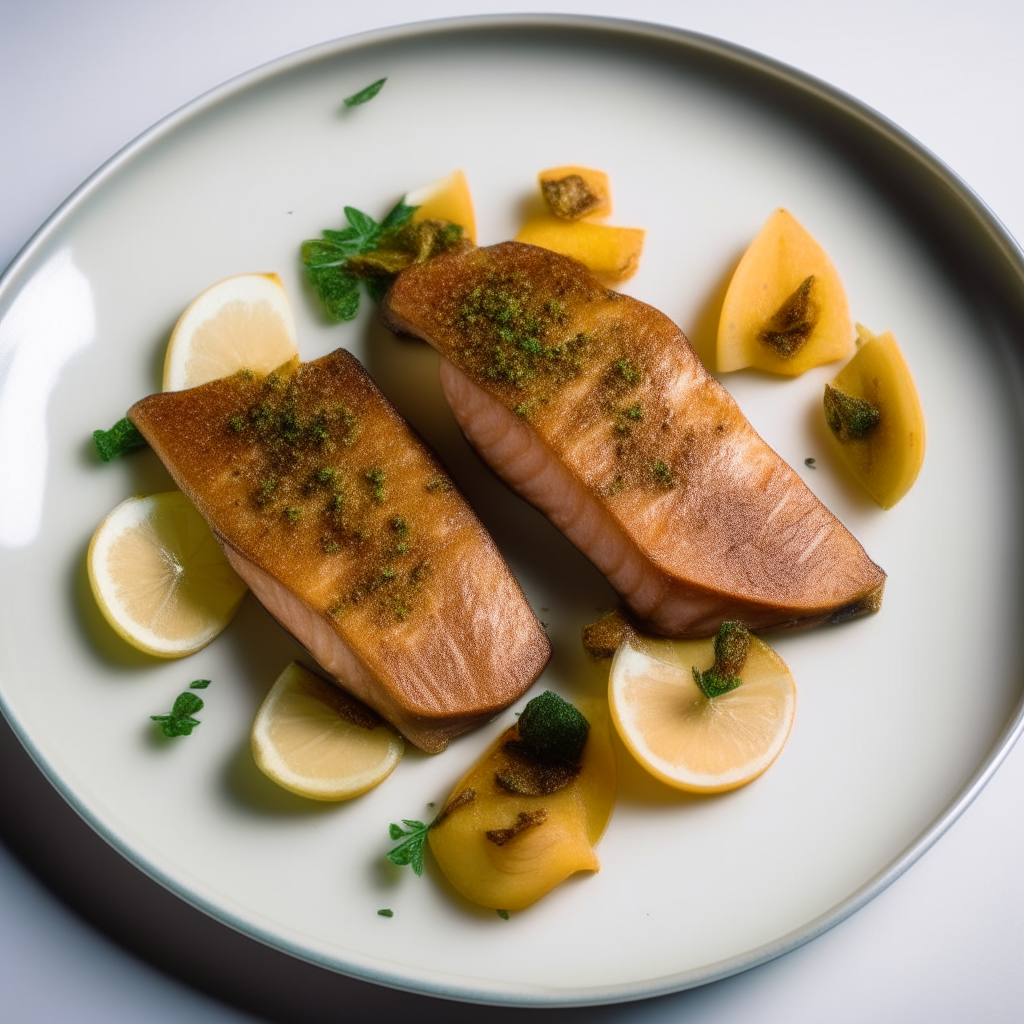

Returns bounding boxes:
[343,206,379,240]
[150,714,201,738]
[93,417,147,462]
[189,679,211,690]
[388,823,404,840]
[378,908,394,917]
[379,200,417,234]
[171,692,204,717]
[496,909,510,920]
[343,77,387,107]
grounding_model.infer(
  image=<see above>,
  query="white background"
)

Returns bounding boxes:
[1,2,1023,1021]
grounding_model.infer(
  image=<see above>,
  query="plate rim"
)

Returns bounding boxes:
[2,12,1024,1008]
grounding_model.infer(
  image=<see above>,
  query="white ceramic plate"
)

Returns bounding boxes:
[1,16,1023,1008]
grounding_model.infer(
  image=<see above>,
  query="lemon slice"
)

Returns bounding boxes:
[252,662,404,800]
[88,492,247,658]
[609,634,796,792]
[162,273,298,391]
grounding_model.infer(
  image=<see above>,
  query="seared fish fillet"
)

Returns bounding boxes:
[129,348,550,752]
[383,241,885,637]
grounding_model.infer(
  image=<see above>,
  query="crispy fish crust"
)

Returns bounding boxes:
[129,348,550,752]
[382,241,885,637]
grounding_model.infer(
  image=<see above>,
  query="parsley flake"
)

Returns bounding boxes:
[496,909,510,920]
[189,679,211,690]
[343,77,387,107]
[386,819,431,876]
[804,457,816,468]
[377,908,394,918]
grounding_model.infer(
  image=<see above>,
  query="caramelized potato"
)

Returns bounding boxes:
[824,325,925,508]
[718,209,852,375]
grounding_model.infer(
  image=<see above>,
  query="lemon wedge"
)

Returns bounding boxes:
[609,633,796,793]
[162,273,299,391]
[87,492,247,658]
[251,662,404,800]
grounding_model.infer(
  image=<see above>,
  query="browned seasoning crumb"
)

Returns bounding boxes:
[541,174,602,220]
[485,808,548,846]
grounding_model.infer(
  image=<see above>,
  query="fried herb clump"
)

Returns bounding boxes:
[823,384,881,441]
[541,174,602,220]
[692,621,751,699]
[758,275,818,358]
[517,690,590,764]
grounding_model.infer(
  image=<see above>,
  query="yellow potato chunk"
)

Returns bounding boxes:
[515,216,644,283]
[538,165,612,220]
[406,169,476,243]
[428,697,616,911]
[717,208,853,375]
[824,325,925,509]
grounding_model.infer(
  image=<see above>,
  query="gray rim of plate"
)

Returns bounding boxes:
[2,13,1024,1009]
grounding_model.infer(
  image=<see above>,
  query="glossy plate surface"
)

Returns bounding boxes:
[1,16,1022,1007]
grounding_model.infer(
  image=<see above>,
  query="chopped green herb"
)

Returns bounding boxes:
[804,457,816,468]
[189,679,211,690]
[426,475,451,494]
[93,417,147,462]
[283,506,303,525]
[824,384,881,441]
[150,691,204,738]
[496,909,510,920]
[364,467,386,502]
[653,460,675,488]
[692,621,751,699]
[343,77,387,107]
[377,908,394,918]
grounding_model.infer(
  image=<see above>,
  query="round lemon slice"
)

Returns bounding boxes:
[609,634,796,793]
[162,272,298,391]
[252,662,404,800]
[87,492,247,658]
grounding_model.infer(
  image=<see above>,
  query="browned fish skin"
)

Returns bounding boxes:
[129,348,550,752]
[382,241,886,638]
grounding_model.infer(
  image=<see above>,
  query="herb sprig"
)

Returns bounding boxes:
[300,200,416,322]
[386,818,432,876]
[151,689,206,738]
[343,78,387,107]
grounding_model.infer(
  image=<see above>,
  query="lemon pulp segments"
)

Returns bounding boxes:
[609,637,796,792]
[88,492,247,657]
[162,273,299,391]
[251,662,404,800]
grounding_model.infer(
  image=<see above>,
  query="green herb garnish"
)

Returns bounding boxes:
[804,457,816,468]
[301,200,416,321]
[386,819,431,876]
[377,908,394,918]
[343,77,387,107]
[93,417,147,462]
[496,909,510,920]
[150,691,204,738]
[386,789,476,876]
[189,679,211,690]
[692,621,751,699]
